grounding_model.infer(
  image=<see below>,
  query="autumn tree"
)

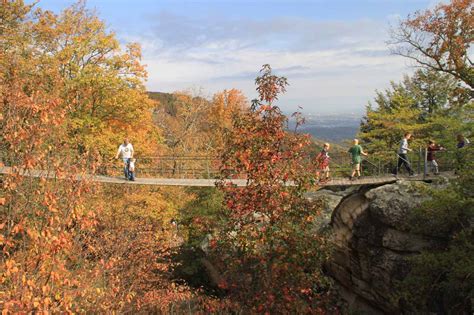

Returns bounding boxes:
[390,0,474,89]
[153,89,248,156]
[207,89,249,152]
[32,1,159,157]
[154,91,213,156]
[211,65,335,313]
[210,89,248,124]
[1,1,101,312]
[385,3,473,311]
[0,1,185,312]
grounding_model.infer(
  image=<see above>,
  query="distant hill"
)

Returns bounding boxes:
[299,125,359,144]
[148,91,358,146]
[289,114,361,144]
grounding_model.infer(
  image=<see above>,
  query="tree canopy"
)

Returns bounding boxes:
[391,0,474,89]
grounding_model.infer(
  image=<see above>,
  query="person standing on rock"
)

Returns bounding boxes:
[115,138,134,180]
[392,132,415,177]
[348,139,368,180]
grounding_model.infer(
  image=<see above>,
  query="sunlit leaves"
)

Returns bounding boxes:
[391,0,474,88]
[213,65,334,313]
[0,1,161,312]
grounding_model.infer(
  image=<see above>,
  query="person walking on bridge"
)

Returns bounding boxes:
[427,140,444,175]
[115,138,134,180]
[348,139,368,180]
[315,143,331,183]
[392,132,415,177]
[456,134,470,149]
[455,134,470,173]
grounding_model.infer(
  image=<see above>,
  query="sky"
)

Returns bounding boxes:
[29,0,442,114]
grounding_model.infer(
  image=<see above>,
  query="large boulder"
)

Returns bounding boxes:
[327,180,439,314]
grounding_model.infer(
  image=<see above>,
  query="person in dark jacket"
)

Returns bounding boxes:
[455,134,470,173]
[456,134,470,148]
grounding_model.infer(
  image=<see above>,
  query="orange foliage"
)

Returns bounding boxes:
[208,89,249,151]
[155,89,249,157]
[392,0,473,88]
[31,1,160,157]
[0,1,199,312]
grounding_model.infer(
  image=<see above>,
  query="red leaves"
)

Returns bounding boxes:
[212,65,333,313]
[217,279,228,290]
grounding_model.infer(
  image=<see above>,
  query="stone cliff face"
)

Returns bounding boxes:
[325,181,441,314]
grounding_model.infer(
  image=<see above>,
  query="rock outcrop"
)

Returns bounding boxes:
[327,180,438,314]
[305,186,358,231]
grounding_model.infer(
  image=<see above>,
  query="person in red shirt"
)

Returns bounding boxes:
[427,140,444,175]
[315,143,331,183]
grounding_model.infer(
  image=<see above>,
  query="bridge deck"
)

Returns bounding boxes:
[0,167,453,187]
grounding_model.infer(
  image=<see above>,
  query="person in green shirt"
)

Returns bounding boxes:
[348,139,368,180]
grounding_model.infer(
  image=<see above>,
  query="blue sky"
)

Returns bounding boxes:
[30,0,441,114]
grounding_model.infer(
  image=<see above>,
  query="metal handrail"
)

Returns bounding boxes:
[1,147,469,180]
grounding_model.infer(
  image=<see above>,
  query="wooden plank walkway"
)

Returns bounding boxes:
[0,167,450,187]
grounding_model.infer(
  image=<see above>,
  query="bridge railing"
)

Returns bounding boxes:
[2,146,470,180]
[95,153,392,179]
[96,156,222,179]
[94,148,464,179]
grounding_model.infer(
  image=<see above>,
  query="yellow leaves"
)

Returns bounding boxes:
[396,0,473,88]
[1,2,201,313]
[42,192,59,213]
[126,42,143,61]
[43,297,51,307]
[24,156,35,170]
[40,111,50,124]
[5,259,19,275]
[11,223,23,234]
[42,285,49,294]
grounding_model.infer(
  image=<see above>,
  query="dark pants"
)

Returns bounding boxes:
[393,153,414,175]
[123,158,131,179]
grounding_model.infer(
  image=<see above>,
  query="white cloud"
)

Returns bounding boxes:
[123,13,412,113]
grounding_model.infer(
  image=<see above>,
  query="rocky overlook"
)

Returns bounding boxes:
[312,178,461,313]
